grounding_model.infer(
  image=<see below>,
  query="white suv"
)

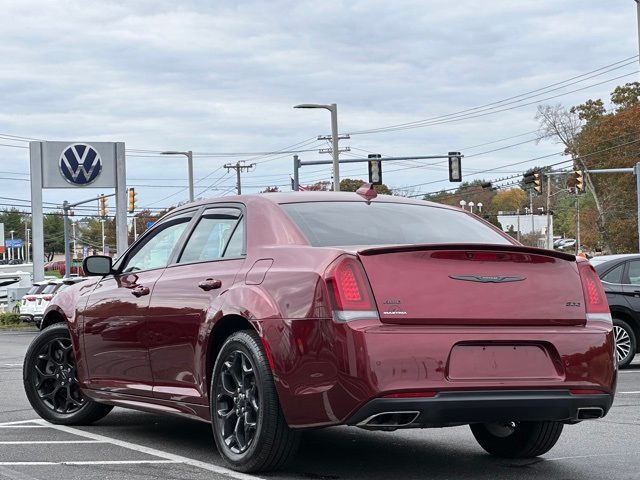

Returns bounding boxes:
[19,282,49,323]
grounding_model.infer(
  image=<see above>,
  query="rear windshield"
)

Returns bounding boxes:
[27,285,46,295]
[281,201,511,247]
[42,283,61,294]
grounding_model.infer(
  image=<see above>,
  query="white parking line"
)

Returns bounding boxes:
[2,364,21,367]
[34,420,264,480]
[0,425,50,428]
[0,441,105,445]
[0,420,40,426]
[0,460,180,466]
[618,391,640,394]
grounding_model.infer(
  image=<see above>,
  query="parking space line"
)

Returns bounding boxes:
[0,420,39,426]
[618,391,640,394]
[34,420,264,480]
[0,440,106,444]
[0,425,50,428]
[0,460,180,466]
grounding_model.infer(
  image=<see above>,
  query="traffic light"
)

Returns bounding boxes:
[448,151,462,182]
[523,170,542,195]
[128,188,138,213]
[575,170,584,193]
[99,195,108,217]
[367,154,382,185]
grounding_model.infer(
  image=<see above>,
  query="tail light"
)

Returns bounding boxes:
[26,296,36,301]
[325,256,379,322]
[43,295,53,301]
[577,260,611,316]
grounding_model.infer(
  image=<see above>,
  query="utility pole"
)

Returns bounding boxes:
[516,209,521,243]
[101,219,105,255]
[636,1,640,66]
[224,162,255,195]
[72,220,76,262]
[530,190,535,234]
[62,201,71,277]
[546,175,552,249]
[576,195,581,255]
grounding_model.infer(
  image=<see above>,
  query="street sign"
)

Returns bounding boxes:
[5,239,23,249]
[59,143,103,185]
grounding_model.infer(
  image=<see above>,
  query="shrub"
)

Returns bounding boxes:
[0,313,21,326]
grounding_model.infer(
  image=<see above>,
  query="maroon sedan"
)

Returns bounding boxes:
[24,190,616,472]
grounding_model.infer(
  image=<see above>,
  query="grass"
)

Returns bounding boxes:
[0,312,37,330]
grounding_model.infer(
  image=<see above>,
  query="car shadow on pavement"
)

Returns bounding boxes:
[89,410,582,480]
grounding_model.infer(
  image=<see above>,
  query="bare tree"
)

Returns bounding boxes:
[535,104,612,252]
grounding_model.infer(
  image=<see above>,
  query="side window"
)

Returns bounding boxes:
[223,220,245,258]
[627,261,640,285]
[122,217,191,273]
[179,209,242,263]
[601,263,624,284]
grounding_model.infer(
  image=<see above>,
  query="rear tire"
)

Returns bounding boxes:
[23,323,113,425]
[210,330,299,472]
[613,317,636,369]
[471,421,563,458]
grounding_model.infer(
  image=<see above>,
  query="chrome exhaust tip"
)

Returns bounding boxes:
[357,411,420,430]
[576,407,604,420]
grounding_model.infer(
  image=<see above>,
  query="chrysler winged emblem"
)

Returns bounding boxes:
[448,275,526,283]
[59,143,103,185]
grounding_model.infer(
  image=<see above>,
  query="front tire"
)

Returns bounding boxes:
[210,330,299,472]
[23,323,113,425]
[471,421,563,458]
[613,317,636,368]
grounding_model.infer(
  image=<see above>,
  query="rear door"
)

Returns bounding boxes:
[148,207,246,404]
[622,259,640,312]
[82,211,195,397]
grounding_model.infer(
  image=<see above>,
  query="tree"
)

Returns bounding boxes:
[305,181,331,191]
[79,218,116,255]
[260,186,281,193]
[0,208,26,239]
[43,213,64,260]
[339,178,392,195]
[491,188,528,212]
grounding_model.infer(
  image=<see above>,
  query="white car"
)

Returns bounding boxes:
[19,282,49,323]
[34,278,87,328]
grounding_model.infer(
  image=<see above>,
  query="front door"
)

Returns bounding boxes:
[147,207,246,404]
[82,213,194,397]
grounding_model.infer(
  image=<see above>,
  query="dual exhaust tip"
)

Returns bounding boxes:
[357,406,604,430]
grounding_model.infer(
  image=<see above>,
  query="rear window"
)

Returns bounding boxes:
[281,201,511,247]
[42,283,61,294]
[27,285,46,295]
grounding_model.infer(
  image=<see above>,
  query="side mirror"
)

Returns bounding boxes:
[83,256,113,276]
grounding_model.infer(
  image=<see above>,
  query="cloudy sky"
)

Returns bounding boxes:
[0,0,638,214]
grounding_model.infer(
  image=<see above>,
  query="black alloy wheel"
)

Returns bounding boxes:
[214,349,260,454]
[23,323,113,425]
[211,330,299,472]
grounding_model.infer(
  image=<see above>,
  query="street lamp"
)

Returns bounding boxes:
[468,201,475,213]
[161,150,194,201]
[459,200,467,210]
[294,103,340,191]
[477,202,483,213]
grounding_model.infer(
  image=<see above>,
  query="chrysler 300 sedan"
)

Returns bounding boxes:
[24,189,616,472]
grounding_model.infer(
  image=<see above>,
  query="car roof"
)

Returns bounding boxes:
[590,254,640,268]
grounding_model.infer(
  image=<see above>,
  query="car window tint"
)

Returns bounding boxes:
[123,219,190,272]
[627,260,640,285]
[281,202,511,247]
[27,286,40,295]
[42,284,61,294]
[179,209,241,263]
[223,220,244,258]
[601,263,624,284]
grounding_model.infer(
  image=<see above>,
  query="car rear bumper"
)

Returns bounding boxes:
[19,314,34,322]
[346,390,614,429]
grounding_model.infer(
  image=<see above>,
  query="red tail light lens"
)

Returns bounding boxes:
[578,261,609,314]
[43,295,53,301]
[325,256,378,322]
[26,296,36,301]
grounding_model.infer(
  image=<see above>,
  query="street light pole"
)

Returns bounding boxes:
[9,230,14,261]
[161,150,194,201]
[100,219,106,255]
[294,103,341,191]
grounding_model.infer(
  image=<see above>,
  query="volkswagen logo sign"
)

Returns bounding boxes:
[59,143,103,185]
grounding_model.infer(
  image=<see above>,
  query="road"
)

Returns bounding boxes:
[1,330,639,480]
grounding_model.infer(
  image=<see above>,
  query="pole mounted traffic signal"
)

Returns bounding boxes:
[99,195,109,217]
[448,151,462,182]
[367,154,382,185]
[533,173,542,195]
[574,170,584,193]
[128,188,138,213]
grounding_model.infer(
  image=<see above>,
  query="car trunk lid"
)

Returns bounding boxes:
[357,244,586,326]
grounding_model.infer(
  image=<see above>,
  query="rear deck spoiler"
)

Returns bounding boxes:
[357,243,576,262]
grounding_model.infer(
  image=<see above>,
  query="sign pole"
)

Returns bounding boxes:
[115,142,128,256]
[30,142,45,281]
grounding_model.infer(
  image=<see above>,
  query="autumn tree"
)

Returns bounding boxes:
[491,188,528,212]
[339,178,392,195]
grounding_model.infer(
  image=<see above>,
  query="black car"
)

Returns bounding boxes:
[592,254,640,368]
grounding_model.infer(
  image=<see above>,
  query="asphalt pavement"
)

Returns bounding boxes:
[1,330,639,480]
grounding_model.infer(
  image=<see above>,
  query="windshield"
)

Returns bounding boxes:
[281,201,511,247]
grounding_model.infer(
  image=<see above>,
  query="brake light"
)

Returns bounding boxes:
[43,295,53,301]
[26,296,36,301]
[325,256,379,322]
[577,261,609,314]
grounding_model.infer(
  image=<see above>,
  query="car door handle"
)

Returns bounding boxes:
[131,286,150,297]
[198,278,222,291]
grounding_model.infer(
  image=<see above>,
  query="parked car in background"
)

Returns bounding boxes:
[33,278,87,328]
[25,191,615,473]
[591,254,640,367]
[19,282,49,323]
